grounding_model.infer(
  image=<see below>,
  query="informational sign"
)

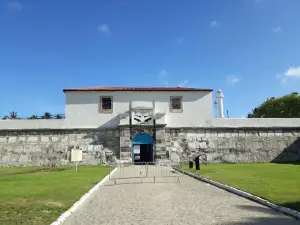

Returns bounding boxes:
[134,145,140,154]
[71,149,83,162]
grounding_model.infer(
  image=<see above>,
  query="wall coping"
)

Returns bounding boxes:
[0,126,300,132]
[0,118,300,130]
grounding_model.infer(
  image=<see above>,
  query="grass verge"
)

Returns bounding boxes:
[0,166,110,225]
[182,163,300,212]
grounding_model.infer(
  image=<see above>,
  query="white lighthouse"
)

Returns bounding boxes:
[216,89,224,118]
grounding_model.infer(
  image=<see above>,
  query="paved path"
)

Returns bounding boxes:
[63,166,299,225]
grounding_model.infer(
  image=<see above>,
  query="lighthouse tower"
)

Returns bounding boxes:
[216,89,224,118]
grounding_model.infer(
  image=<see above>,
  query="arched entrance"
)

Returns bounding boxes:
[132,133,153,164]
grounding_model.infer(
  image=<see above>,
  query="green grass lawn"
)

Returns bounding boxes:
[184,163,300,212]
[0,166,111,225]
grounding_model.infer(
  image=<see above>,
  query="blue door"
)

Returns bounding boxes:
[132,133,153,164]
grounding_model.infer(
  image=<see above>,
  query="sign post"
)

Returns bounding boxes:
[71,149,83,172]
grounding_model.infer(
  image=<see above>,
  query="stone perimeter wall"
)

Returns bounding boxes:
[0,129,120,167]
[1,127,300,166]
[162,128,300,163]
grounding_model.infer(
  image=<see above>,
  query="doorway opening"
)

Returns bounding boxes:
[132,133,153,164]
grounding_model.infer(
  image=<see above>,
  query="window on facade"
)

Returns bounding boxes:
[100,96,113,112]
[170,96,183,112]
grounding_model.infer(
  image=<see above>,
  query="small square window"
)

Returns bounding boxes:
[100,96,113,113]
[170,96,183,112]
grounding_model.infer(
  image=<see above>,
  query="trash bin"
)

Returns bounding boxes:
[189,161,193,168]
[194,156,200,170]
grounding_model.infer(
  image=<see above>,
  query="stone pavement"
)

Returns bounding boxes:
[62,166,299,225]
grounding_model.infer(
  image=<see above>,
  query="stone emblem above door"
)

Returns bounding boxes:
[132,107,153,125]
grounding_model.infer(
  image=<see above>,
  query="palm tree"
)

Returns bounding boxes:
[42,112,52,119]
[2,116,9,120]
[9,111,18,119]
[28,115,38,119]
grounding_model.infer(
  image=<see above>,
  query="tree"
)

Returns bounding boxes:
[247,92,300,118]
[54,114,63,119]
[28,115,39,119]
[9,111,18,119]
[2,116,9,120]
[41,112,52,119]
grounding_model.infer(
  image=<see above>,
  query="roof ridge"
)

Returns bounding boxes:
[63,86,213,92]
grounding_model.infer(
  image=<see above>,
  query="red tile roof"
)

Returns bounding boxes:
[63,86,213,92]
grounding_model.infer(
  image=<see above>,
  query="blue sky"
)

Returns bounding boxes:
[0,0,300,118]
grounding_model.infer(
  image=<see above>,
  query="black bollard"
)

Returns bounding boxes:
[189,161,193,168]
[195,156,200,170]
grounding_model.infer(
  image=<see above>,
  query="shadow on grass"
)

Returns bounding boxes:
[0,167,68,177]
[271,161,300,165]
[281,201,300,213]
[223,205,299,225]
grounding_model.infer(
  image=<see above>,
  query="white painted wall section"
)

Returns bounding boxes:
[0,118,300,130]
[65,91,213,128]
[211,118,300,128]
[0,120,65,130]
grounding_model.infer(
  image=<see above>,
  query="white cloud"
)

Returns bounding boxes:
[226,76,241,84]
[97,24,111,35]
[157,69,189,87]
[276,66,300,84]
[174,38,184,44]
[276,74,286,84]
[281,78,287,84]
[177,80,189,87]
[158,69,168,77]
[271,27,282,33]
[158,69,169,87]
[210,20,220,28]
[7,1,23,12]
[285,66,300,77]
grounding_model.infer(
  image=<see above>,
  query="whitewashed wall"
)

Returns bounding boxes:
[64,91,213,128]
[0,119,66,130]
[0,117,300,130]
[210,118,300,128]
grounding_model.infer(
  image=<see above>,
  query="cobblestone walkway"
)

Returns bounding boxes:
[62,166,299,225]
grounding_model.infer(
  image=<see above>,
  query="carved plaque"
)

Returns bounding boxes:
[132,108,153,125]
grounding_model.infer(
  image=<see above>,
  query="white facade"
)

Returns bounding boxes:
[64,90,213,128]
